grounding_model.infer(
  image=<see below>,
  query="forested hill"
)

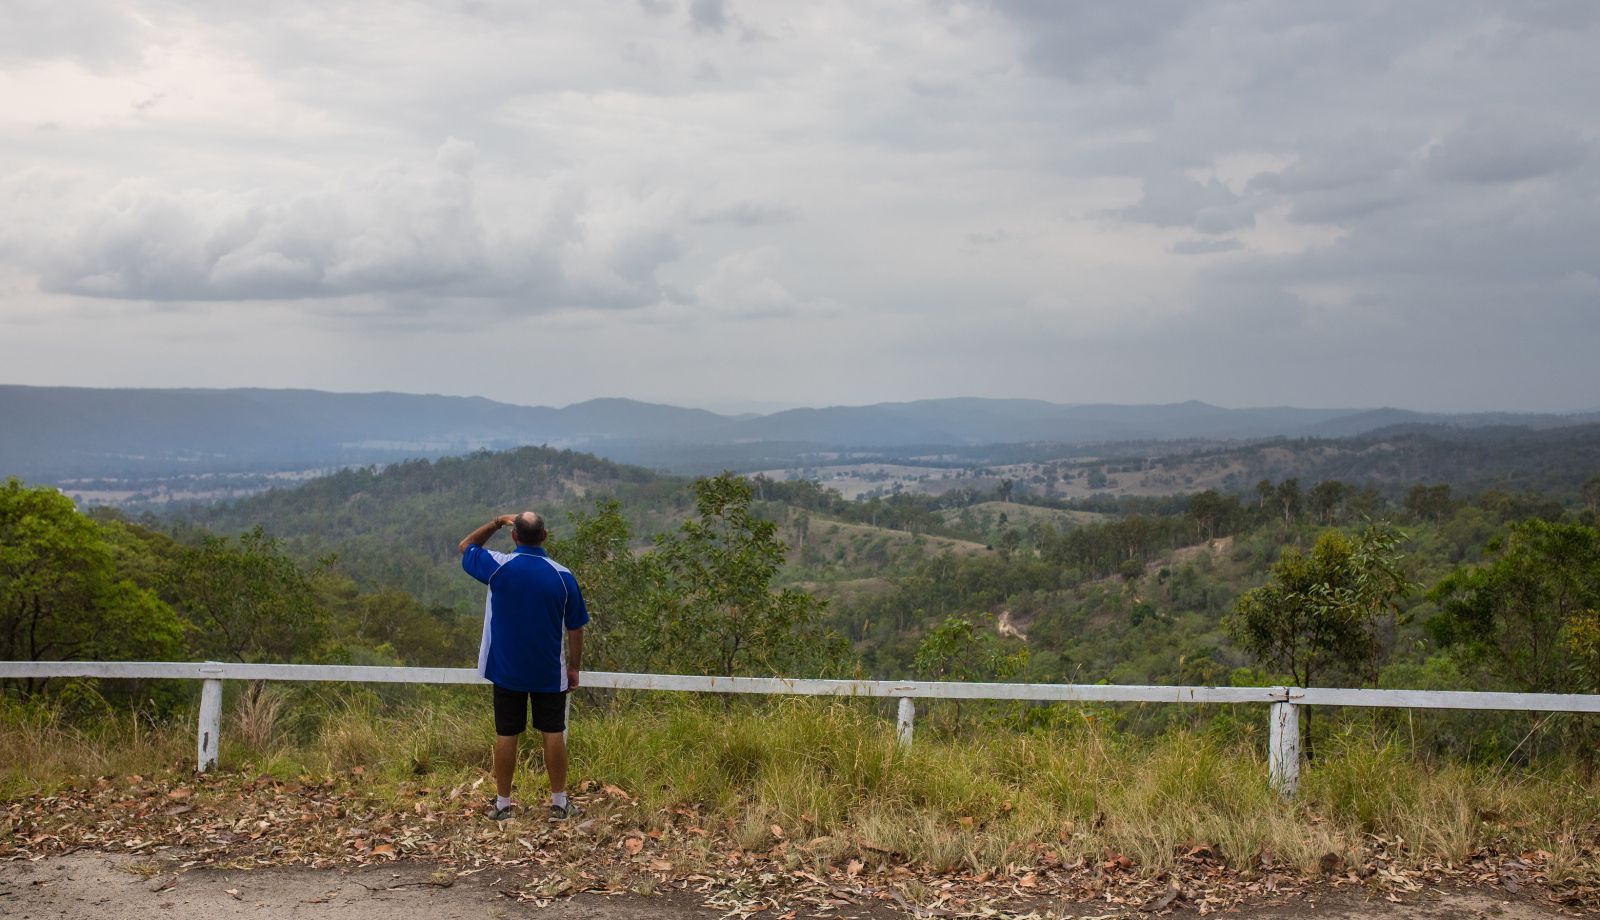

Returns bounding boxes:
[170,423,1600,610]
[1125,423,1600,501]
[176,446,685,608]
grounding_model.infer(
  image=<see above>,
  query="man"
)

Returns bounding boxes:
[458,511,588,821]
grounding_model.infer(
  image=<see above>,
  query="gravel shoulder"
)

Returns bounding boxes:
[2,853,1578,920]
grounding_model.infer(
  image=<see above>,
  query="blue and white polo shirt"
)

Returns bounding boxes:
[461,544,589,693]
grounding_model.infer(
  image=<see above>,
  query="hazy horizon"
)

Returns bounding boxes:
[2,380,1594,419]
[3,3,1598,413]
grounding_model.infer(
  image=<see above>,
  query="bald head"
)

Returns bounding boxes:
[512,511,547,546]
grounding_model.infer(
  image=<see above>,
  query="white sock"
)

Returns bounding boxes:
[551,791,568,808]
[496,795,512,810]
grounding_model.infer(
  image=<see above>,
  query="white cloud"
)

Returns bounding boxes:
[692,247,831,319]
[3,140,687,310]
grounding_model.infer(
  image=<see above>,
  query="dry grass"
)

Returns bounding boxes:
[231,682,289,752]
[3,691,1597,882]
[0,698,191,790]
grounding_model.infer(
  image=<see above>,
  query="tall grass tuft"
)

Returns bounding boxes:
[232,682,289,754]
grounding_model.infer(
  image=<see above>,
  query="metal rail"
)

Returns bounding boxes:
[5,661,1599,798]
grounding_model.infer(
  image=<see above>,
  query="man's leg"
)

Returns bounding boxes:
[529,692,574,817]
[541,730,567,798]
[490,685,528,816]
[493,734,518,799]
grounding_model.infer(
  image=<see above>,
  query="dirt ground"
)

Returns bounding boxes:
[0,853,1579,920]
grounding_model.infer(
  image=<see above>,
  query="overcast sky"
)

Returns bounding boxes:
[2,1,1597,413]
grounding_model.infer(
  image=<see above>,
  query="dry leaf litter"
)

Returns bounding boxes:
[5,772,1598,917]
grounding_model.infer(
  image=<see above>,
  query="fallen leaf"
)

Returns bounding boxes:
[771,824,785,839]
[1144,879,1181,912]
[372,844,396,856]
[224,888,242,900]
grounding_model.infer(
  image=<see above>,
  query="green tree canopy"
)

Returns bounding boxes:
[545,500,662,673]
[1225,523,1412,689]
[913,614,1027,682]
[646,473,845,677]
[1428,519,1600,693]
[165,527,333,663]
[0,478,183,679]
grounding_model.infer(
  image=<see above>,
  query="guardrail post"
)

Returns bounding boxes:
[1268,689,1300,799]
[197,677,223,772]
[896,697,914,747]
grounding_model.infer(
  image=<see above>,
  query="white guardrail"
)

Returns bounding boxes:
[5,661,1600,798]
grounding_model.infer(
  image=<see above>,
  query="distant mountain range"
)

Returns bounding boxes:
[2,384,1596,479]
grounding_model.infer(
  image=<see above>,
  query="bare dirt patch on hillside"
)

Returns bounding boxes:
[1166,536,1233,568]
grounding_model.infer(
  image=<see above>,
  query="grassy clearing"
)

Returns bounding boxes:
[801,516,990,558]
[4,690,1598,884]
[943,502,1111,529]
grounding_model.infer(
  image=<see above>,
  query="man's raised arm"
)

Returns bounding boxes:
[459,514,517,554]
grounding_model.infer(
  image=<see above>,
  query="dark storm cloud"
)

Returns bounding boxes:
[689,0,728,34]
[991,0,1193,84]
[1244,136,1419,224]
[1111,173,1256,235]
[1425,118,1590,184]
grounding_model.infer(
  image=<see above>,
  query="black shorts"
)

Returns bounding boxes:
[492,684,568,736]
